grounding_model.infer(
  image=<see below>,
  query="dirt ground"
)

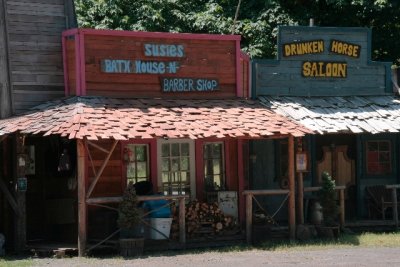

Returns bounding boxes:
[22,247,400,267]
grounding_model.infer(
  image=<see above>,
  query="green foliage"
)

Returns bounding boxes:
[318,172,339,226]
[74,0,400,64]
[117,183,141,229]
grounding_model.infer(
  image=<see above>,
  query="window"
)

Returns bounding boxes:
[125,144,149,184]
[366,140,391,175]
[204,142,225,191]
[159,140,195,196]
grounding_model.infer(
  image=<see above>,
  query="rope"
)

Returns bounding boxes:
[252,193,289,221]
[87,228,120,252]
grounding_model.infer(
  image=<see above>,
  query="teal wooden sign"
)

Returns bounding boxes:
[17,177,27,192]
[253,26,392,97]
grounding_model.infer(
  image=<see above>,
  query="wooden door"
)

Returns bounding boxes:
[316,145,355,187]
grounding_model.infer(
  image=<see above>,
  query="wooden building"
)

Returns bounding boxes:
[0,28,312,255]
[253,26,400,226]
[0,0,76,253]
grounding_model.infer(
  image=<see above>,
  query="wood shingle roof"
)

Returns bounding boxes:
[259,95,400,134]
[0,96,313,140]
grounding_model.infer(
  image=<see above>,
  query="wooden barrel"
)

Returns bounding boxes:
[119,238,144,257]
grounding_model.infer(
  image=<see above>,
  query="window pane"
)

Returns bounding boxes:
[379,152,390,162]
[213,159,221,174]
[379,141,389,151]
[181,143,189,156]
[136,145,146,161]
[367,152,379,162]
[162,144,170,157]
[180,171,187,182]
[213,144,222,158]
[204,159,213,174]
[162,172,169,183]
[171,143,180,156]
[181,157,189,171]
[171,158,179,171]
[136,162,147,177]
[368,141,378,151]
[126,145,135,162]
[162,158,170,171]
[127,163,136,178]
[214,175,221,188]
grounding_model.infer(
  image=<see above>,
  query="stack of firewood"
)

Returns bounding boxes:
[170,200,235,239]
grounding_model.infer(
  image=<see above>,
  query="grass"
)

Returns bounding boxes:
[1,232,400,265]
[255,232,400,252]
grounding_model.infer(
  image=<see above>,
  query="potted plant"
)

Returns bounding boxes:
[316,171,340,238]
[118,182,144,257]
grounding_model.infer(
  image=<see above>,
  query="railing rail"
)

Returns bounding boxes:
[242,189,290,244]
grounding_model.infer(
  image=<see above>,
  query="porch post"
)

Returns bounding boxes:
[288,135,296,240]
[77,139,87,256]
[296,137,304,224]
[14,133,26,252]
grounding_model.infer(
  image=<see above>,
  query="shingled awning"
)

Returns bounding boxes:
[0,96,312,140]
[259,95,400,134]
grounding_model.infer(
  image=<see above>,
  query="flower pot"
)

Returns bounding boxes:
[119,238,144,257]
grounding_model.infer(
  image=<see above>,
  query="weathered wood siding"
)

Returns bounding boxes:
[64,30,241,99]
[87,141,123,198]
[2,0,76,114]
[254,26,392,97]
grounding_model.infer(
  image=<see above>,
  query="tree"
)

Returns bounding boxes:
[75,0,400,64]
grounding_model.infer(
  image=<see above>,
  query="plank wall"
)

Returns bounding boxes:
[2,0,76,114]
[87,140,123,198]
[72,33,238,99]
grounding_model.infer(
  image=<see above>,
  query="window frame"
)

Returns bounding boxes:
[365,140,392,176]
[157,139,196,199]
[203,141,226,192]
[124,143,150,185]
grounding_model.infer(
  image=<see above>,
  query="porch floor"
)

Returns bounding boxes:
[27,241,78,257]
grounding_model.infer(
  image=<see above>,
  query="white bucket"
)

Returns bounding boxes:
[149,218,173,240]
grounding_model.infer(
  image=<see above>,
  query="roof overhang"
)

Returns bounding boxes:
[259,95,400,134]
[0,96,313,140]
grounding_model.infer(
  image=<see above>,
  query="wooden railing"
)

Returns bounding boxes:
[303,186,346,226]
[385,184,400,228]
[242,189,290,244]
[86,195,188,244]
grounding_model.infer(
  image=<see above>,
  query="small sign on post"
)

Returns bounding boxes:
[17,177,27,192]
[296,152,308,172]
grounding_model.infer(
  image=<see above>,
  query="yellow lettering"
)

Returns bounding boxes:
[301,43,308,55]
[348,45,353,56]
[317,41,324,53]
[342,44,348,55]
[290,44,297,56]
[302,62,311,76]
[284,44,291,56]
[296,43,303,55]
[311,62,318,76]
[338,63,347,77]
[318,62,325,77]
[325,63,332,76]
[330,40,360,58]
[331,40,338,53]
[353,46,359,57]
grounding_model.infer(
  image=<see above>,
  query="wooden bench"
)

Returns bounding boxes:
[366,185,395,220]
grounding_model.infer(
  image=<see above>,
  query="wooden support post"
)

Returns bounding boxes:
[0,0,12,119]
[77,139,87,256]
[392,188,398,229]
[339,189,345,226]
[14,134,26,253]
[245,193,252,244]
[288,135,296,240]
[297,173,304,224]
[179,197,186,245]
